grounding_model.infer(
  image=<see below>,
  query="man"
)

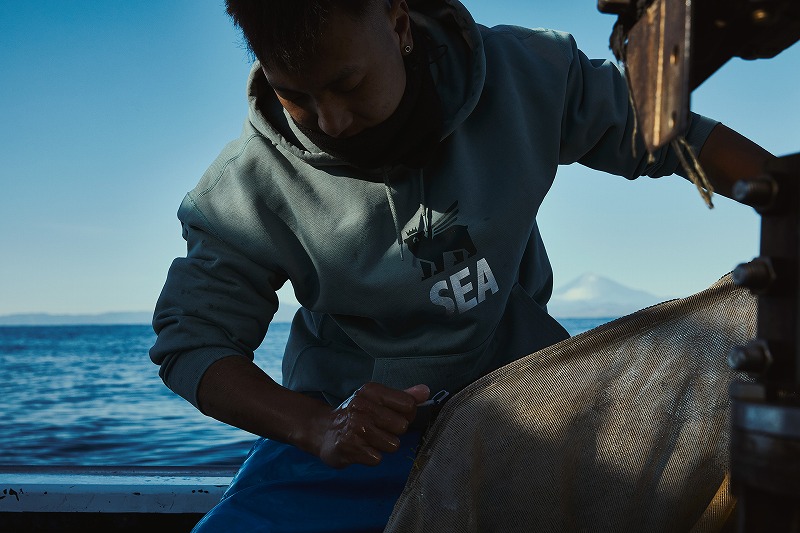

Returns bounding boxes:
[150,0,772,530]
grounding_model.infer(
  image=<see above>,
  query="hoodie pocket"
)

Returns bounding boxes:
[370,333,498,398]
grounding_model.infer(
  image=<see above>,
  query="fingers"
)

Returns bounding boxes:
[322,407,399,468]
[343,385,413,434]
[318,382,429,468]
[338,419,397,464]
[354,382,420,416]
[404,384,431,404]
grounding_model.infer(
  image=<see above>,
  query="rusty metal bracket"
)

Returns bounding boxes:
[624,0,692,153]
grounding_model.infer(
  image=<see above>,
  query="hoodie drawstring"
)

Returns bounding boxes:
[384,172,405,261]
[383,170,427,262]
[420,171,431,239]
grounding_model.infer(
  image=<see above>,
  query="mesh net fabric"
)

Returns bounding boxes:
[385,273,755,533]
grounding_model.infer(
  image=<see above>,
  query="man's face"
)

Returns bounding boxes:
[262,2,410,139]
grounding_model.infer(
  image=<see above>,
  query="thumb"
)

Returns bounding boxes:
[404,384,430,404]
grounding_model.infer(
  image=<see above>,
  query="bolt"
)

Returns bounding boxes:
[752,9,770,24]
[728,340,772,373]
[733,258,775,293]
[670,45,680,66]
[732,176,777,211]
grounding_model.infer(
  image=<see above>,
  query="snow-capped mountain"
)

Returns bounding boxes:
[547,273,667,318]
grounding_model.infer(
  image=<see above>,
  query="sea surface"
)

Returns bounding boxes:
[0,318,610,467]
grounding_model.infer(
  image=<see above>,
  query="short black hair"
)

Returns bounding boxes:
[225,0,386,72]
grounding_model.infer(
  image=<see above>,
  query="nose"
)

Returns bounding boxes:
[315,101,353,138]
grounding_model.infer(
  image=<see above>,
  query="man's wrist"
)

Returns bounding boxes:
[282,395,333,457]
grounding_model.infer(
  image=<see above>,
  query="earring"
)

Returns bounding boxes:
[403,44,413,55]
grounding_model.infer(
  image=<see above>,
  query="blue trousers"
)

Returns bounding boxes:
[192,431,422,533]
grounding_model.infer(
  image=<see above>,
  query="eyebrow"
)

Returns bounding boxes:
[269,65,362,94]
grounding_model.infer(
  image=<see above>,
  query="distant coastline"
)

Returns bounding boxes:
[0,304,303,326]
[0,311,154,326]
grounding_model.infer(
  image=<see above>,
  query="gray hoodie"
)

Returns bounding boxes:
[150,0,718,408]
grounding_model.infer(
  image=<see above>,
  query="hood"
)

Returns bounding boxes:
[244,0,486,169]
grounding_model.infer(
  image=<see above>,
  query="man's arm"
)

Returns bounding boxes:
[197,355,430,468]
[697,123,775,199]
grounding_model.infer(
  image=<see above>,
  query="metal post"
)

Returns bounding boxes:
[729,153,800,531]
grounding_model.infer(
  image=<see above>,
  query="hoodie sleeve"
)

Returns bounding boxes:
[555,32,718,179]
[149,195,285,410]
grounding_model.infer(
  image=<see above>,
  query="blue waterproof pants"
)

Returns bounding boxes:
[192,431,422,533]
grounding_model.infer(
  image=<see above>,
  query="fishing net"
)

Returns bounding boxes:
[385,273,755,533]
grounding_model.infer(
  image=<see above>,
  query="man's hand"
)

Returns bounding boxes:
[313,383,430,468]
[196,356,429,469]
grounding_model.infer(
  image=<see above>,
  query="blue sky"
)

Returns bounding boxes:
[1,1,798,315]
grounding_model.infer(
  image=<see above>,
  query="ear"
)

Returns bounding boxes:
[389,0,413,52]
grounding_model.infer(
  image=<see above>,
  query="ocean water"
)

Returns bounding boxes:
[0,318,609,467]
